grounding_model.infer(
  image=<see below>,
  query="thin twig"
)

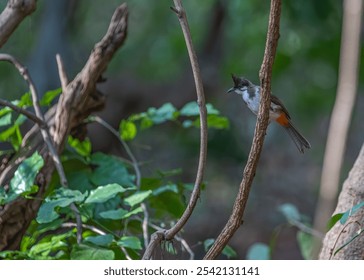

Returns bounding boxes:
[62,221,133,260]
[290,220,324,239]
[62,222,106,235]
[0,98,45,126]
[142,0,208,260]
[204,0,281,259]
[92,116,141,185]
[56,54,69,91]
[0,53,83,244]
[121,247,133,260]
[145,219,194,260]
[91,115,149,247]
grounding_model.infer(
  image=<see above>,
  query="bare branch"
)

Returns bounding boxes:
[204,0,281,259]
[142,0,208,259]
[0,0,36,48]
[0,98,44,126]
[56,54,69,91]
[0,3,128,250]
[52,3,128,152]
[0,53,83,243]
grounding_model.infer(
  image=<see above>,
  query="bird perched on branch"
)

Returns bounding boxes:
[227,75,311,153]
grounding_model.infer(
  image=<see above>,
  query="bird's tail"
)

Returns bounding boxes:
[284,122,311,153]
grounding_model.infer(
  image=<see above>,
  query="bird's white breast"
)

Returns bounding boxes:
[241,87,260,115]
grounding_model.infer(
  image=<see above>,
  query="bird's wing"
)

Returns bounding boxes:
[270,94,291,119]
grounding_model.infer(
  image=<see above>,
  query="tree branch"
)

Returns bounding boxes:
[204,0,281,260]
[0,0,36,48]
[0,3,128,250]
[0,98,44,126]
[142,0,208,260]
[0,53,83,243]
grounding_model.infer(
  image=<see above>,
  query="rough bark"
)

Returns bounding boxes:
[319,143,364,260]
[204,0,281,260]
[0,0,37,48]
[0,3,128,250]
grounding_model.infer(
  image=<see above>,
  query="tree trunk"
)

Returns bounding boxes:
[319,142,364,259]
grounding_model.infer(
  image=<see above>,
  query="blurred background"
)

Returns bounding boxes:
[0,0,363,259]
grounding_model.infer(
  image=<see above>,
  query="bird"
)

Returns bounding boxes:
[227,75,311,153]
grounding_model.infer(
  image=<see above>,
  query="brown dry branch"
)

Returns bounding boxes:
[142,0,208,260]
[204,0,281,260]
[313,0,363,257]
[0,98,43,125]
[0,53,82,242]
[0,0,37,48]
[0,3,128,250]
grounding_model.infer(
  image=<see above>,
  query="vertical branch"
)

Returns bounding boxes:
[142,0,208,259]
[204,0,281,260]
[313,0,363,256]
[165,0,208,240]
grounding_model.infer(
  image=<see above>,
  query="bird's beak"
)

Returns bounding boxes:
[227,87,235,93]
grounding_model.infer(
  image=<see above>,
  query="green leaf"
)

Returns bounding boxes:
[121,206,143,219]
[90,152,135,187]
[190,115,230,130]
[246,243,270,260]
[29,231,74,259]
[206,115,230,129]
[147,103,177,124]
[117,236,142,250]
[140,117,153,129]
[180,102,220,116]
[0,106,12,118]
[40,88,62,106]
[71,244,115,260]
[152,184,178,196]
[222,245,238,259]
[37,189,87,223]
[85,234,114,246]
[18,92,32,107]
[2,152,44,204]
[327,213,344,231]
[296,231,313,260]
[119,120,137,141]
[203,238,215,251]
[278,203,301,222]
[85,183,127,204]
[180,101,200,116]
[124,190,152,207]
[203,238,236,259]
[68,136,91,157]
[340,201,364,225]
[99,208,128,220]
[0,112,11,127]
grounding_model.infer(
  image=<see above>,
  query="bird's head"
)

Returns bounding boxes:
[227,74,252,94]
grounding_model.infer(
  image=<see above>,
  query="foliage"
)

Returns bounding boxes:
[247,203,314,260]
[0,91,230,260]
[119,101,229,142]
[326,201,364,256]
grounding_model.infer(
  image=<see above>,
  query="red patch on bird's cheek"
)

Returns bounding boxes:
[275,113,289,127]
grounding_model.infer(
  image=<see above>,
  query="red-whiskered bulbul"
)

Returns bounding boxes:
[227,75,311,153]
